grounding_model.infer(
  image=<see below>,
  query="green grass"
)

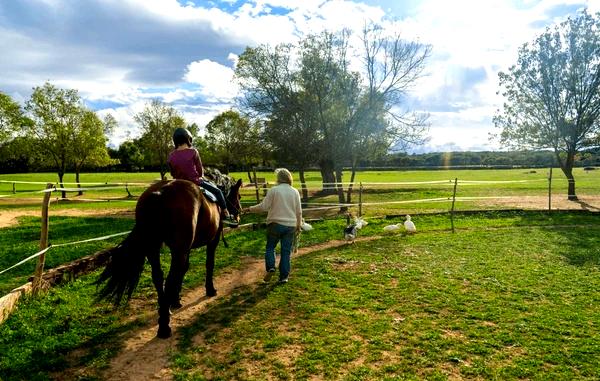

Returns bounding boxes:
[169,218,600,380]
[0,216,134,295]
[0,211,599,380]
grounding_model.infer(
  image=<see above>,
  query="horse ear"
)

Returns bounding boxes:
[235,179,242,188]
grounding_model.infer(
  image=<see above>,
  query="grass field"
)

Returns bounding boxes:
[0,211,599,380]
[1,168,599,215]
[0,170,599,379]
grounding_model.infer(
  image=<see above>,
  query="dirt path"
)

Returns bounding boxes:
[477,195,600,211]
[0,208,133,228]
[56,236,378,381]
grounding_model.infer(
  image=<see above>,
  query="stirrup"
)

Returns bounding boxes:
[223,216,239,227]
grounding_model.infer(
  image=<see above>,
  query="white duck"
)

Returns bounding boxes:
[301,219,313,231]
[354,216,368,229]
[383,223,401,232]
[404,215,416,233]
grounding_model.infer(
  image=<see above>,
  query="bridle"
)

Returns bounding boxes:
[225,189,242,217]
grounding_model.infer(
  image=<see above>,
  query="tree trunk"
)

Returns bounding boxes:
[159,161,167,180]
[346,166,357,204]
[319,159,336,194]
[75,170,83,196]
[335,168,347,213]
[298,168,309,203]
[566,171,577,200]
[555,149,577,200]
[58,171,66,199]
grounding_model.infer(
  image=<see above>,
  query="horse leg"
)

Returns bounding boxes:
[162,250,190,334]
[146,251,171,339]
[205,237,219,297]
[170,255,189,310]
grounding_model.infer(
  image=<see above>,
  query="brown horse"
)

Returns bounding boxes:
[96,178,242,338]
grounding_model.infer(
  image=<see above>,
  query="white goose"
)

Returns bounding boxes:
[404,215,416,233]
[383,223,401,232]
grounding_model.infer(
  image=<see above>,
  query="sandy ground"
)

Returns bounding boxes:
[476,195,600,212]
[0,208,134,228]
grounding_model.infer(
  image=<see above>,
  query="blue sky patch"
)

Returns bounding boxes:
[85,99,127,111]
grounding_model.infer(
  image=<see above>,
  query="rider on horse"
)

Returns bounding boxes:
[168,127,238,226]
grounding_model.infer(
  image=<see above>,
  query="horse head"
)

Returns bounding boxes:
[225,179,243,223]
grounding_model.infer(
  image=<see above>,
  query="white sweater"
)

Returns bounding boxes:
[249,183,302,228]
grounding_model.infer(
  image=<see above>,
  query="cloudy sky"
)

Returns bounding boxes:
[1,0,598,152]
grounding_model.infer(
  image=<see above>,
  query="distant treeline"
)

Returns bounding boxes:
[358,149,600,169]
[2,143,598,174]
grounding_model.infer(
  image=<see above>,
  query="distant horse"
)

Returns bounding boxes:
[96,178,243,338]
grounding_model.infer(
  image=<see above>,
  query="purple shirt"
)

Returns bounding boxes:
[168,148,204,184]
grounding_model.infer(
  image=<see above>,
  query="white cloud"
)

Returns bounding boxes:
[184,59,238,101]
[1,0,597,152]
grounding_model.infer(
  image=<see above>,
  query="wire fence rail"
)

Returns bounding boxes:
[1,172,595,279]
[1,170,599,323]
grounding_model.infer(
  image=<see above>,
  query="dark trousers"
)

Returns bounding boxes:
[200,180,227,211]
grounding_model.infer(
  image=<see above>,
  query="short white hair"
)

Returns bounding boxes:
[275,168,293,185]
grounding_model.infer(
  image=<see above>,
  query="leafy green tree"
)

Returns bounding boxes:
[116,139,145,171]
[236,43,319,199]
[135,99,186,179]
[494,10,600,200]
[25,83,83,196]
[205,110,265,179]
[72,112,116,194]
[25,83,113,196]
[0,92,26,144]
[0,136,47,173]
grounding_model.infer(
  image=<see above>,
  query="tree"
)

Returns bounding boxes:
[116,139,145,171]
[236,26,430,206]
[135,99,186,179]
[72,112,115,194]
[0,136,46,173]
[494,10,600,200]
[205,110,265,179]
[25,82,82,196]
[236,42,319,199]
[0,92,26,144]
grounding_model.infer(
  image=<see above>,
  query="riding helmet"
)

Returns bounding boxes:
[173,127,193,147]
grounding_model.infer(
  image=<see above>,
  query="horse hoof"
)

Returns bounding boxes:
[207,289,217,297]
[157,326,172,339]
[170,301,183,310]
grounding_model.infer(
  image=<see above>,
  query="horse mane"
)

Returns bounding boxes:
[204,167,235,195]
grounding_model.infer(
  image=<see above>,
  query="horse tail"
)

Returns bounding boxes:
[95,225,149,305]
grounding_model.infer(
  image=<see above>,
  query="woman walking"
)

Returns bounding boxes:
[244,168,302,283]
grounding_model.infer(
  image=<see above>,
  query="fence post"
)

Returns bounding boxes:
[12,182,15,194]
[450,178,458,233]
[125,182,132,198]
[252,167,260,203]
[33,183,53,293]
[358,182,363,217]
[548,167,552,211]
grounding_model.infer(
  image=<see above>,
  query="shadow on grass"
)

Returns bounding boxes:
[546,227,600,267]
[513,210,600,267]
[177,282,278,351]
[0,310,146,381]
